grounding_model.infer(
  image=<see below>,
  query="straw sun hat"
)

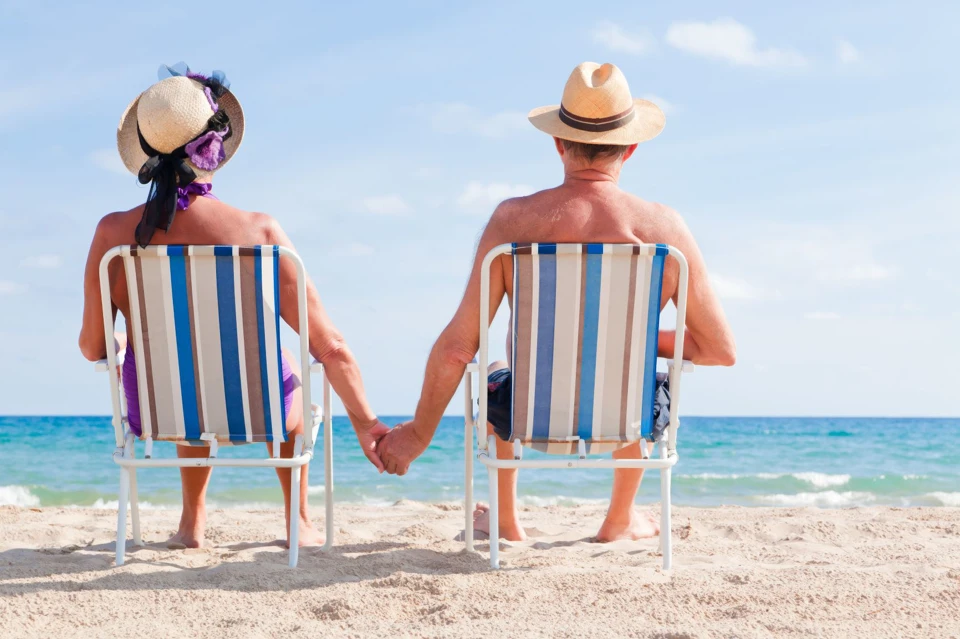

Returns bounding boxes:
[117,70,244,180]
[528,62,664,145]
[116,64,244,246]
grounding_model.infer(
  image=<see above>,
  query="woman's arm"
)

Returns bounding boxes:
[78,215,120,361]
[266,219,379,429]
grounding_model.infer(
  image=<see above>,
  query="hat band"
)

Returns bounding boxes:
[558,104,635,133]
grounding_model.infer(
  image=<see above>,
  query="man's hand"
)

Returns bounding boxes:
[353,419,391,473]
[378,421,430,476]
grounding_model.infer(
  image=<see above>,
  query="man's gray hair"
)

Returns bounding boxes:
[561,139,631,163]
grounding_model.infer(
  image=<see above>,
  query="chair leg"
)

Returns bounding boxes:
[322,417,334,552]
[289,456,301,568]
[661,465,672,571]
[465,421,474,553]
[116,467,129,566]
[129,468,141,546]
[488,466,500,569]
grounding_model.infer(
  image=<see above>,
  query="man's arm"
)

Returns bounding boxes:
[655,207,736,366]
[378,207,510,475]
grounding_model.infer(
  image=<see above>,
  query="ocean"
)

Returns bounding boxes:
[1,416,957,510]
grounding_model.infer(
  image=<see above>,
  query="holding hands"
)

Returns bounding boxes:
[356,419,431,476]
[378,421,431,476]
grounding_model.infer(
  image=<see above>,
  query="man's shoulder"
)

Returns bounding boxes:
[489,186,561,223]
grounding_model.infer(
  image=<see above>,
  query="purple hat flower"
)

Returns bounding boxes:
[184,126,229,171]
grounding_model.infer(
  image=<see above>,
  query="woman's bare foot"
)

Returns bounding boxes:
[166,530,204,550]
[285,517,324,548]
[473,503,527,542]
[595,510,660,542]
[167,511,206,549]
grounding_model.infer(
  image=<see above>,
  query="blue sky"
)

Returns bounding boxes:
[0,1,957,417]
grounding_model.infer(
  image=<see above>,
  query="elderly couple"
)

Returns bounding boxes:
[79,61,735,549]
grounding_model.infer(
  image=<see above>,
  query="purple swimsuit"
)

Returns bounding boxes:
[121,342,299,438]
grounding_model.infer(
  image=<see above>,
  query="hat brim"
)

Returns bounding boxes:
[116,88,245,179]
[528,98,664,145]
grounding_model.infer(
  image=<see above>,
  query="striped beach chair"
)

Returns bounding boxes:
[94,245,334,568]
[462,243,691,569]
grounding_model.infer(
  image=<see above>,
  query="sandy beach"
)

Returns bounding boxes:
[0,503,957,638]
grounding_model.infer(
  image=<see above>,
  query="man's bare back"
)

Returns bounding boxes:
[488,180,686,311]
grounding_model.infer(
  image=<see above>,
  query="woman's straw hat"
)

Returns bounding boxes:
[528,62,664,145]
[116,75,244,179]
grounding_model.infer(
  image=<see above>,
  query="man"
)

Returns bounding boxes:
[378,62,735,542]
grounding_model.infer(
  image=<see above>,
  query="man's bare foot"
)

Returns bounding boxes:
[166,530,204,550]
[285,518,324,548]
[595,510,660,542]
[473,503,527,542]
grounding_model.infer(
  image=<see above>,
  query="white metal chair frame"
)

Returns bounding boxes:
[95,245,334,568]
[462,243,690,569]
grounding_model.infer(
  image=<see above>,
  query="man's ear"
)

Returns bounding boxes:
[554,137,565,157]
[622,143,639,162]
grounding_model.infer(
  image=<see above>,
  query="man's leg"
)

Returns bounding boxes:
[267,349,323,548]
[168,445,212,549]
[596,441,660,542]
[473,361,527,542]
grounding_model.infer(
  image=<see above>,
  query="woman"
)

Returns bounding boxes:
[78,64,388,549]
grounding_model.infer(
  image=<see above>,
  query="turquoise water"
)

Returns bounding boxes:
[1,416,957,509]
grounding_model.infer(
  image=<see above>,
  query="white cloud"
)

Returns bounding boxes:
[590,22,654,55]
[360,195,411,216]
[666,18,807,68]
[836,39,861,65]
[19,254,61,269]
[804,311,840,321]
[709,273,778,300]
[88,149,129,176]
[0,281,27,295]
[426,103,527,139]
[337,242,375,257]
[754,225,898,288]
[641,94,674,114]
[820,263,895,284]
[457,181,534,212]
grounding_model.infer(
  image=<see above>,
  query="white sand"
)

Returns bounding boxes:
[0,503,958,638]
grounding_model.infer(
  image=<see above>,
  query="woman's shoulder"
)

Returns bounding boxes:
[92,207,142,244]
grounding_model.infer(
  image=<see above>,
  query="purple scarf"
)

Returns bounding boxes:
[177,182,217,210]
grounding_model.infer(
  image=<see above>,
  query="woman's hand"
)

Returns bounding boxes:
[353,419,391,473]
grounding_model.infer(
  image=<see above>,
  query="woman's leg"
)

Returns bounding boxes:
[168,445,212,548]
[267,349,323,548]
[595,442,659,542]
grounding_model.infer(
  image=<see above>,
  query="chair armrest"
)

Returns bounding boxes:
[667,359,694,373]
[465,359,480,375]
[95,348,126,372]
[310,359,324,373]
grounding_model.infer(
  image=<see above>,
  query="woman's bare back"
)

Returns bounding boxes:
[98,195,277,322]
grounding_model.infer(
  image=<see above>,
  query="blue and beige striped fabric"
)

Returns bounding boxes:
[510,243,667,453]
[121,245,287,444]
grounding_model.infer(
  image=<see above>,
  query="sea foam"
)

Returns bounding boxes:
[755,491,876,507]
[927,492,960,507]
[0,485,40,507]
